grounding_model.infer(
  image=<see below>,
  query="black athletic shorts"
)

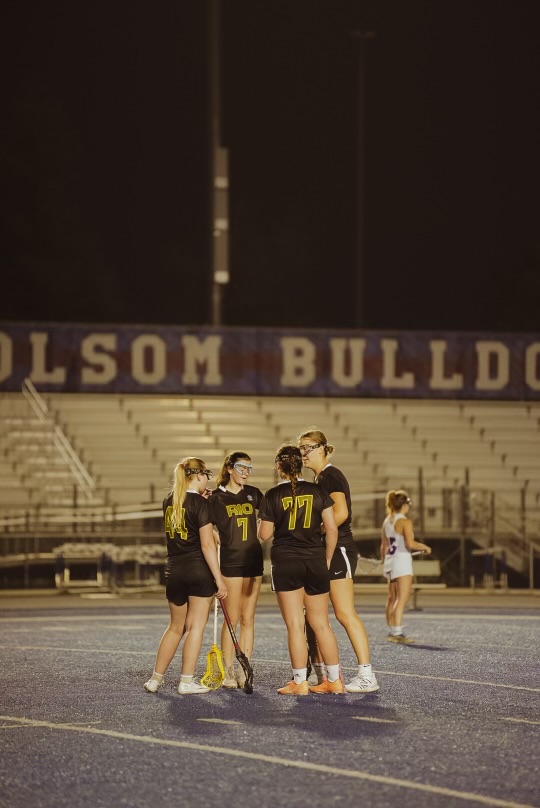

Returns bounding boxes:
[328,546,359,580]
[270,554,330,596]
[165,555,216,606]
[221,561,264,579]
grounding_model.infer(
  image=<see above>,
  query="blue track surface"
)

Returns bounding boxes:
[0,596,538,808]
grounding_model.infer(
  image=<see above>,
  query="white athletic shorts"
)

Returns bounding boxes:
[384,552,413,581]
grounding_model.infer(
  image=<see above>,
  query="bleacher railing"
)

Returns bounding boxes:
[21,377,96,500]
[1,478,539,587]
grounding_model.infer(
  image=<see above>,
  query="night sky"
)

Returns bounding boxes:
[2,0,539,331]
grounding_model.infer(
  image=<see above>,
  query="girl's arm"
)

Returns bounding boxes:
[321,506,338,568]
[200,523,228,598]
[380,525,387,559]
[328,491,348,527]
[258,520,274,541]
[399,520,431,554]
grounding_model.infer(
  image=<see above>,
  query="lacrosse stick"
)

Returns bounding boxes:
[357,555,385,570]
[304,609,318,680]
[201,595,225,690]
[219,597,253,694]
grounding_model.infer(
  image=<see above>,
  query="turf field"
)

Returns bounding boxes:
[0,590,538,808]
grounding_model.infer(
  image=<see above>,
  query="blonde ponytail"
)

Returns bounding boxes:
[171,456,206,531]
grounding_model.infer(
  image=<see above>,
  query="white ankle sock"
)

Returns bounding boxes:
[358,664,373,675]
[180,674,194,685]
[293,668,307,684]
[326,664,341,683]
[391,626,403,636]
[150,671,164,682]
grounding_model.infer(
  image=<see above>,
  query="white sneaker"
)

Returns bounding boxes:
[345,673,380,693]
[236,664,247,689]
[222,665,238,689]
[177,679,210,695]
[144,677,163,693]
[388,634,415,644]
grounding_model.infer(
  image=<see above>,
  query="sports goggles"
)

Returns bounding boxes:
[185,467,214,479]
[233,462,254,475]
[298,442,323,456]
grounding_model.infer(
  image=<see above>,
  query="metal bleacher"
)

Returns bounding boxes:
[1,388,539,587]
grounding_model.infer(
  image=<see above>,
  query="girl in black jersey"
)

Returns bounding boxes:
[209,451,263,688]
[144,457,227,696]
[259,445,344,695]
[299,428,379,694]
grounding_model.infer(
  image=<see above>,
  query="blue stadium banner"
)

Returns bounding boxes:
[0,322,539,399]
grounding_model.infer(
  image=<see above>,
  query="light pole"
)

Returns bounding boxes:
[208,0,229,325]
[350,30,375,329]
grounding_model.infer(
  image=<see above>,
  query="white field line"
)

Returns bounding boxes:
[0,615,172,623]
[1,629,536,654]
[253,658,540,693]
[0,644,154,656]
[0,714,534,808]
[390,615,540,622]
[0,644,538,693]
[499,717,540,726]
[373,669,540,693]
[0,613,539,624]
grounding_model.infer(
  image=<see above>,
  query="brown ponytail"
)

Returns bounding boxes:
[385,489,411,515]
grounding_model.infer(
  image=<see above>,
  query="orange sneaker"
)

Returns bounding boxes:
[277,680,309,695]
[308,678,345,694]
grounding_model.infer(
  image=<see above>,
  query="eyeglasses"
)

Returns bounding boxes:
[233,462,254,476]
[298,442,322,456]
[186,467,214,480]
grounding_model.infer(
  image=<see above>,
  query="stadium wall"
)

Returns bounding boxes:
[1,322,539,399]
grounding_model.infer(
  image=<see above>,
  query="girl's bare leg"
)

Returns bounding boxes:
[386,580,398,626]
[389,576,413,629]
[220,577,242,668]
[304,592,339,666]
[237,575,262,660]
[153,601,187,675]
[276,589,310,668]
[181,596,213,675]
[330,578,371,665]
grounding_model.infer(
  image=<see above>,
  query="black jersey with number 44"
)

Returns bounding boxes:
[162,491,212,557]
[259,480,334,559]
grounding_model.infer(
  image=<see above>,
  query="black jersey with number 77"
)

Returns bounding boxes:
[259,480,334,558]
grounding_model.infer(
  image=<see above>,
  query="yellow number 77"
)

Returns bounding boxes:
[281,495,313,530]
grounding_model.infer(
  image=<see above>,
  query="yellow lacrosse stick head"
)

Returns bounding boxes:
[201,643,225,690]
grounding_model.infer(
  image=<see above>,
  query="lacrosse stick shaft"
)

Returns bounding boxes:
[213,544,220,645]
[219,596,253,694]
[213,596,218,644]
[219,597,241,651]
